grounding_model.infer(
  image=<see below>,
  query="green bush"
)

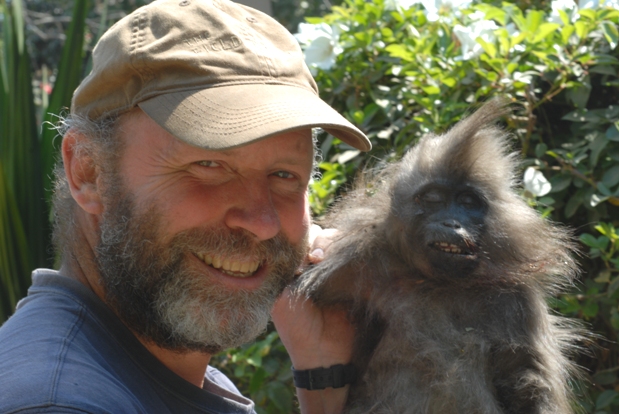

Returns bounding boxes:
[296,0,619,412]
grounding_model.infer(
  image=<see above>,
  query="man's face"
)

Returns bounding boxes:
[94,110,313,353]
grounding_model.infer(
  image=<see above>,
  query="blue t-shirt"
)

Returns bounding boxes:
[0,269,256,413]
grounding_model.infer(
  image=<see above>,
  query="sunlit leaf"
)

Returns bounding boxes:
[532,23,560,44]
[601,21,619,50]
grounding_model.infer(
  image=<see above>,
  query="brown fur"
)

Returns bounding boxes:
[296,100,583,413]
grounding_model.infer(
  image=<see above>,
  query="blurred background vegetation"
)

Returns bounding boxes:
[1,0,618,412]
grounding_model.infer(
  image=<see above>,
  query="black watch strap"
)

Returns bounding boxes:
[292,363,357,390]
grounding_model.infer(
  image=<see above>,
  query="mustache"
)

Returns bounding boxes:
[174,226,297,267]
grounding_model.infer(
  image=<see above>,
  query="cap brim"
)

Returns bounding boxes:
[138,84,371,151]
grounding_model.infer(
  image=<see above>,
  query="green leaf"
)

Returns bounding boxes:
[557,9,570,26]
[1,0,46,302]
[593,371,618,386]
[549,174,572,192]
[577,8,596,21]
[580,234,609,250]
[594,270,611,283]
[606,124,619,142]
[562,108,600,122]
[565,192,583,218]
[477,38,496,58]
[589,132,609,168]
[248,367,267,393]
[0,161,31,320]
[574,21,589,40]
[602,165,619,188]
[385,44,414,61]
[579,233,598,247]
[532,23,560,44]
[421,85,440,95]
[582,299,599,318]
[266,382,293,413]
[609,277,619,297]
[602,21,619,50]
[590,65,617,75]
[566,77,592,109]
[561,25,575,44]
[510,32,528,49]
[596,390,619,409]
[41,0,91,206]
[440,77,457,87]
[535,143,548,159]
[524,10,544,33]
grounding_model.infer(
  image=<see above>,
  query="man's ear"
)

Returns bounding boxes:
[62,129,104,215]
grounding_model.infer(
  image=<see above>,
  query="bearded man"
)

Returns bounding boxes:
[0,0,370,412]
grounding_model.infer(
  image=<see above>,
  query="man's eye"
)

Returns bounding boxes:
[197,160,221,168]
[273,171,294,179]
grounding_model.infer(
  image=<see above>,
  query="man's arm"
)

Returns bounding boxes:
[272,289,355,414]
[271,226,356,414]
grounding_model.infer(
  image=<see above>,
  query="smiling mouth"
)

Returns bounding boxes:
[430,242,476,257]
[194,252,261,278]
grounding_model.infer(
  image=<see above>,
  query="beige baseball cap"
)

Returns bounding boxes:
[71,0,371,151]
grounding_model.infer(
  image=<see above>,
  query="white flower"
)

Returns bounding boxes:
[421,0,473,21]
[602,0,619,7]
[295,23,343,74]
[524,167,552,197]
[384,0,421,11]
[549,0,578,23]
[579,0,599,8]
[453,19,499,60]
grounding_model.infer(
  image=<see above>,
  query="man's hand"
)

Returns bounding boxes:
[272,225,355,414]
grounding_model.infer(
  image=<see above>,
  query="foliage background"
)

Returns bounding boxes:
[1,0,618,413]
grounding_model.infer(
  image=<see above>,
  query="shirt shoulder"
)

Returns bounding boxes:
[0,270,256,414]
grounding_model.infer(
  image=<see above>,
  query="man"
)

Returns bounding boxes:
[0,0,370,412]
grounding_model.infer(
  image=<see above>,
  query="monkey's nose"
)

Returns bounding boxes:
[442,220,461,229]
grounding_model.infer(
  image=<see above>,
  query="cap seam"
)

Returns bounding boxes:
[156,95,349,136]
[92,81,317,120]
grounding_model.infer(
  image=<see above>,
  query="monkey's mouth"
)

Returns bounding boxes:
[430,242,477,258]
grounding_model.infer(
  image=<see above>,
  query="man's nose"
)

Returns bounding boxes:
[223,180,281,241]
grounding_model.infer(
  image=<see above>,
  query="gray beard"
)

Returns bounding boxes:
[95,192,307,354]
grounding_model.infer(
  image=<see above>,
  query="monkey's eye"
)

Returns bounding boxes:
[418,189,445,204]
[457,192,483,209]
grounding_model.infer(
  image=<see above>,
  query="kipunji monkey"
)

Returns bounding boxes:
[297,100,583,413]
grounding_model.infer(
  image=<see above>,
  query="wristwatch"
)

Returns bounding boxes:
[291,363,357,390]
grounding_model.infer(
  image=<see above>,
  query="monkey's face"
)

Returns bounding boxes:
[391,180,487,280]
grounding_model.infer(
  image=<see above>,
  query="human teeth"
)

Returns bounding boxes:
[199,254,260,277]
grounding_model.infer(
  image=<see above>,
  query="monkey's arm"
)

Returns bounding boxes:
[490,346,566,414]
[488,294,575,414]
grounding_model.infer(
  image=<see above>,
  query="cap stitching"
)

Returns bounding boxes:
[129,10,154,83]
[161,90,316,119]
[163,94,347,136]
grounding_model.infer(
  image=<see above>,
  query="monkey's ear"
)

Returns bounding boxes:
[61,129,104,216]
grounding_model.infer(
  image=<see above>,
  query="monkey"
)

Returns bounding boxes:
[296,99,583,414]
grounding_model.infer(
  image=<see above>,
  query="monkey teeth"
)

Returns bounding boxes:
[194,252,260,277]
[433,242,471,255]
